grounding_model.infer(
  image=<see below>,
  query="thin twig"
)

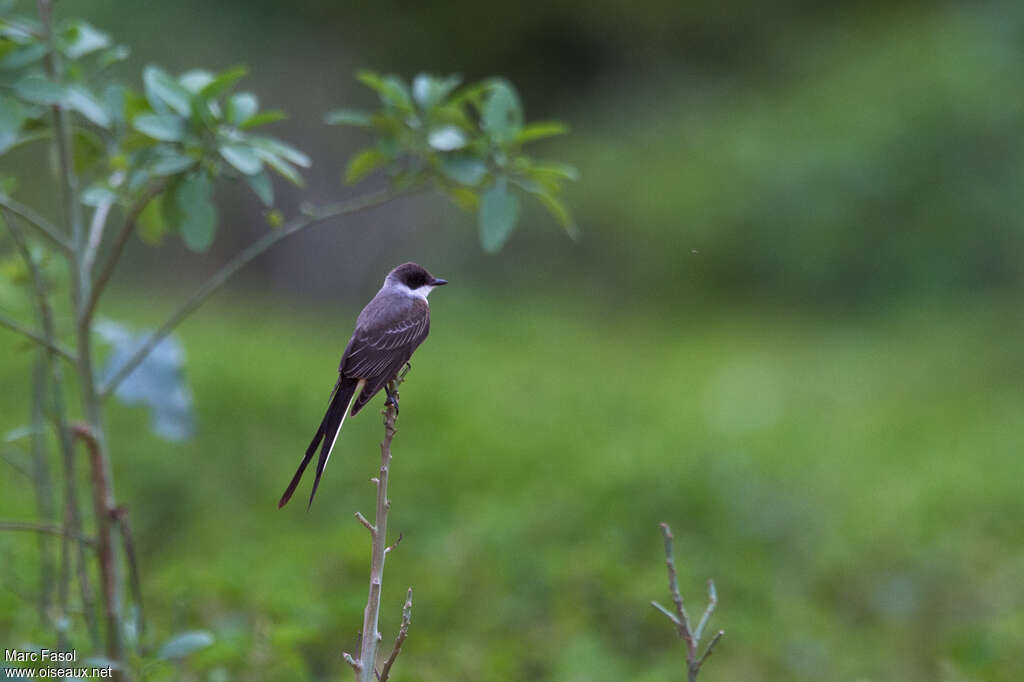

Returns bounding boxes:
[355,512,376,534]
[378,587,413,682]
[99,188,415,398]
[0,520,95,546]
[82,197,114,279]
[659,522,692,642]
[30,355,57,623]
[694,580,716,642]
[697,630,724,668]
[81,181,167,324]
[111,506,145,654]
[0,195,70,253]
[652,523,724,682]
[0,309,77,362]
[72,422,122,668]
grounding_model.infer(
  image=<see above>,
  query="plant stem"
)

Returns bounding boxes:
[0,520,94,546]
[39,0,122,666]
[73,423,120,668]
[0,194,70,253]
[344,375,410,682]
[651,523,724,682]
[99,188,412,398]
[80,181,168,325]
[0,310,77,362]
[357,394,398,682]
[30,355,56,623]
[5,212,98,649]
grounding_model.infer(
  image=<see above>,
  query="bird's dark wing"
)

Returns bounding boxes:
[341,299,430,414]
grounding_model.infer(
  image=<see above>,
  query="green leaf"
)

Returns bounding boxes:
[245,170,273,207]
[66,86,111,128]
[535,191,578,239]
[482,81,523,144]
[219,143,262,175]
[96,45,130,70]
[357,70,413,111]
[344,147,385,184]
[177,70,214,94]
[254,149,302,186]
[60,20,110,59]
[81,184,117,207]
[439,157,487,186]
[143,65,191,116]
[157,631,214,660]
[249,136,310,168]
[163,172,217,252]
[149,150,195,176]
[137,196,166,245]
[0,94,24,152]
[515,121,568,144]
[226,92,257,126]
[324,109,372,126]
[198,66,247,101]
[428,125,467,151]
[73,129,105,174]
[13,75,65,105]
[240,110,285,129]
[446,186,479,211]
[412,73,462,110]
[478,177,520,253]
[0,43,47,70]
[133,113,185,142]
[529,161,580,182]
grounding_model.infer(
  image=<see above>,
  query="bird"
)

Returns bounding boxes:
[278,262,447,509]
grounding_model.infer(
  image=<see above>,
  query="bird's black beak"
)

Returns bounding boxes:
[431,277,448,286]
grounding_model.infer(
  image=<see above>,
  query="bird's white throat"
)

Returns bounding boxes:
[391,282,434,301]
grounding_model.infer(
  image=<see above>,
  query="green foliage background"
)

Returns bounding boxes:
[3,1,1024,680]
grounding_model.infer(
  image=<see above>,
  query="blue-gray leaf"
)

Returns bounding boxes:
[157,631,214,660]
[428,125,467,151]
[479,178,520,253]
[95,320,195,442]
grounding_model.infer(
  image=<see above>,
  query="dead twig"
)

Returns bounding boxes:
[651,523,724,682]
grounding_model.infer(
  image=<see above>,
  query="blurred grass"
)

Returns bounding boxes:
[2,290,1023,680]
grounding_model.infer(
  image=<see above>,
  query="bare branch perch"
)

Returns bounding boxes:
[651,522,724,682]
[348,372,414,682]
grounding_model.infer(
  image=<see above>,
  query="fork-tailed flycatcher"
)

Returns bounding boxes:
[278,262,447,509]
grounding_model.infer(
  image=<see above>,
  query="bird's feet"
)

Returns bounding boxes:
[384,387,400,415]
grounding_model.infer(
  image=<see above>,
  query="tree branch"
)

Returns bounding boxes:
[71,422,121,668]
[0,310,76,363]
[651,523,724,682]
[0,520,94,547]
[82,196,115,281]
[81,181,167,325]
[0,195,70,253]
[344,372,410,682]
[99,187,413,399]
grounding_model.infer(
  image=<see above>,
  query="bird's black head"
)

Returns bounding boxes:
[386,262,448,292]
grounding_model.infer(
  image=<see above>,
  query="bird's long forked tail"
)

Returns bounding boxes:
[278,377,366,509]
